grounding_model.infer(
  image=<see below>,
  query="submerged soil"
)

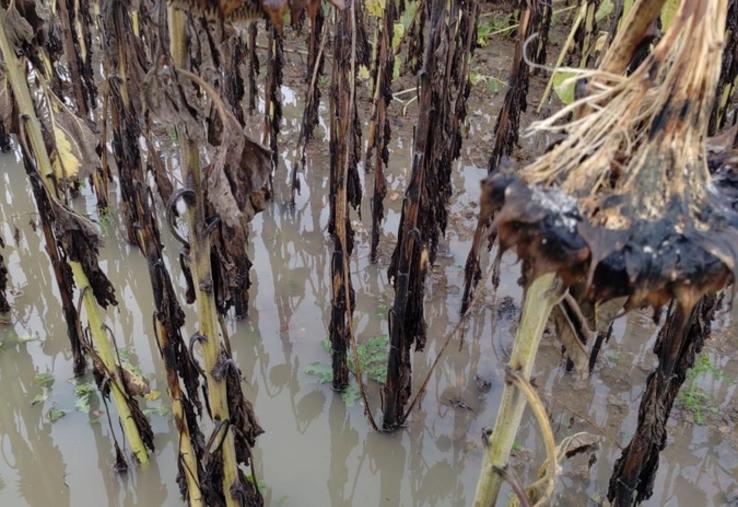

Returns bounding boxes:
[1,12,738,507]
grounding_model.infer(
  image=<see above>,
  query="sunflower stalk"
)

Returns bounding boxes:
[473,272,560,507]
[0,6,152,463]
[168,8,262,506]
[105,1,204,501]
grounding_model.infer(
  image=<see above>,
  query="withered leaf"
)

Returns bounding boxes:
[143,63,207,144]
[47,94,101,181]
[4,0,50,54]
[552,304,590,379]
[0,73,14,133]
[175,68,271,228]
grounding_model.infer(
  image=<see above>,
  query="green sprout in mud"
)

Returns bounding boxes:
[476,13,516,47]
[679,353,733,425]
[32,371,55,405]
[470,72,504,95]
[305,335,389,407]
[97,209,115,236]
[74,382,97,413]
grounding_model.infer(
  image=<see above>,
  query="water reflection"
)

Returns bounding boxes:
[0,337,70,507]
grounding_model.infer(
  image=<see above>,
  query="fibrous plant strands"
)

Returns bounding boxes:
[365,0,397,262]
[104,2,204,499]
[607,294,718,506]
[474,1,732,504]
[382,0,478,430]
[328,0,363,392]
[168,9,265,506]
[0,237,10,315]
[263,24,283,175]
[709,0,738,134]
[485,0,734,319]
[601,0,667,75]
[57,0,95,117]
[487,0,552,174]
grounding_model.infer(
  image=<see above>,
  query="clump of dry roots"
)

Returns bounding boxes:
[487,0,735,315]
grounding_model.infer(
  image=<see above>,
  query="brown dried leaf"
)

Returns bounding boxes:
[556,431,600,460]
[5,3,34,50]
[5,0,50,53]
[552,304,590,379]
[176,69,271,227]
[121,366,151,397]
[143,64,207,143]
[0,74,13,131]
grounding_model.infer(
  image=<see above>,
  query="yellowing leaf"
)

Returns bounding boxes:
[357,65,371,81]
[45,91,100,182]
[552,71,577,105]
[660,0,679,30]
[392,22,405,50]
[366,0,385,18]
[144,390,161,402]
[52,124,81,179]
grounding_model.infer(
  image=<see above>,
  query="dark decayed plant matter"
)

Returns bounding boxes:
[101,1,205,502]
[382,0,478,430]
[0,234,9,315]
[473,0,736,505]
[461,0,551,315]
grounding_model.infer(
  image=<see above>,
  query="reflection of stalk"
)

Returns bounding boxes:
[473,273,560,507]
[168,9,247,506]
[0,7,151,462]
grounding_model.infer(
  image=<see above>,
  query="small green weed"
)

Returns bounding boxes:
[306,335,390,407]
[679,353,732,424]
[476,13,515,47]
[74,382,97,413]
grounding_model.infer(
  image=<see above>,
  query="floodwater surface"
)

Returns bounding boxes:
[1,75,738,507]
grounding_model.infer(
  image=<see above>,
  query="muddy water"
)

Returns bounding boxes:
[1,81,738,507]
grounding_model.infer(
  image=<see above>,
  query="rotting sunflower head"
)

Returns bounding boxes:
[484,0,737,316]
